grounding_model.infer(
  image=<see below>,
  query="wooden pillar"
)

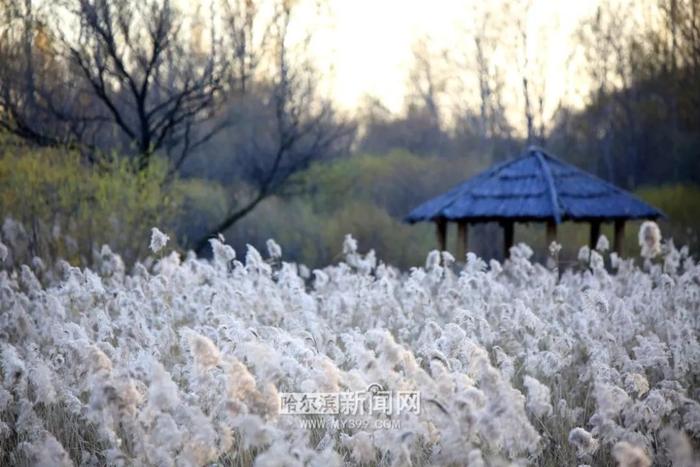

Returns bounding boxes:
[457,221,468,260]
[590,220,601,249]
[435,218,447,252]
[546,220,557,247]
[614,219,625,255]
[503,221,514,257]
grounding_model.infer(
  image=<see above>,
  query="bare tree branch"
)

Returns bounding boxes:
[0,0,225,170]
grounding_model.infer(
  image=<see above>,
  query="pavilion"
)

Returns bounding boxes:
[405,147,663,258]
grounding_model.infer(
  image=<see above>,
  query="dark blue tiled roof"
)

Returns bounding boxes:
[405,147,663,223]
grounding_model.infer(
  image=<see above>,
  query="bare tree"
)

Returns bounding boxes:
[0,0,79,146]
[0,0,226,170]
[518,26,535,145]
[576,1,648,186]
[511,0,553,147]
[406,39,446,129]
[469,4,513,151]
[66,0,226,169]
[193,2,354,253]
[221,0,274,95]
[576,4,622,181]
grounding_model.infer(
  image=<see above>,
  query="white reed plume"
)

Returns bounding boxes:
[638,221,661,259]
[149,227,169,254]
[568,427,599,457]
[612,441,652,467]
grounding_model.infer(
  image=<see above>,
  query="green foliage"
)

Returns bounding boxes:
[0,144,182,267]
[301,150,486,216]
[636,184,700,253]
[174,178,230,248]
[227,197,435,269]
[220,151,486,268]
[320,201,434,266]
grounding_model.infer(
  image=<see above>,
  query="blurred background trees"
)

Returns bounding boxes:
[549,0,700,189]
[0,0,698,269]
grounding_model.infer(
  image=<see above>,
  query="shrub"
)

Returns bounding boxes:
[0,145,181,267]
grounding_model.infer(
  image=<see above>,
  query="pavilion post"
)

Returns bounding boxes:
[435,218,447,252]
[457,221,468,260]
[503,221,514,257]
[614,219,625,255]
[590,220,601,249]
[546,220,557,247]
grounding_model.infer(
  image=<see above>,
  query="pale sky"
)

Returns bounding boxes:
[304,0,601,121]
[188,0,605,128]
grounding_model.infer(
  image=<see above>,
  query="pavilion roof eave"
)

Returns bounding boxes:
[419,212,664,224]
